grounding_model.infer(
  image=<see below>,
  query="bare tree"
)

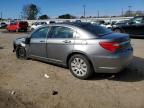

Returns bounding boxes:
[21,3,40,20]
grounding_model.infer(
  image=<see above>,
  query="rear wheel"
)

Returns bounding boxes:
[16,47,27,59]
[114,28,122,33]
[69,54,93,79]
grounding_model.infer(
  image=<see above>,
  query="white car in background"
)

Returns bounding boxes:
[90,20,112,29]
[103,22,113,29]
[30,21,56,31]
[30,21,48,31]
[0,22,7,28]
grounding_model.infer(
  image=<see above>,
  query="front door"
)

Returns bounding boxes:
[122,23,136,35]
[28,27,49,58]
[46,26,75,65]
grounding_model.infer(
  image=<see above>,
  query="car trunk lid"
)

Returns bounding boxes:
[100,33,132,53]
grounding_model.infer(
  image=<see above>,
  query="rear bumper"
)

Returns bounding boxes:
[90,50,133,73]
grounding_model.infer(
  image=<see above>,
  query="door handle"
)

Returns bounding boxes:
[63,40,71,43]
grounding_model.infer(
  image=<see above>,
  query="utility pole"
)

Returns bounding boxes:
[0,12,2,20]
[97,11,99,18]
[83,5,86,18]
[122,8,123,17]
[128,6,132,17]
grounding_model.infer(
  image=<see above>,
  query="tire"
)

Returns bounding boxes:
[31,28,34,31]
[114,28,122,33]
[69,54,94,80]
[16,47,27,59]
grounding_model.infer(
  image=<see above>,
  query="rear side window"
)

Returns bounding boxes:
[50,26,73,38]
[31,27,49,38]
[79,24,112,36]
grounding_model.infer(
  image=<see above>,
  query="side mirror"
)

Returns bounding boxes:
[25,37,30,44]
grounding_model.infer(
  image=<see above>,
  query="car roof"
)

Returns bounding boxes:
[41,22,92,28]
[34,22,98,39]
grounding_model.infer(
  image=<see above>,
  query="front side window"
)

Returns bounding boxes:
[31,27,48,38]
[50,26,74,38]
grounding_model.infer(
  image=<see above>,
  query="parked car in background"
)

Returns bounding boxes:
[7,21,28,32]
[13,23,133,79]
[63,20,71,23]
[49,21,56,24]
[0,22,7,28]
[112,20,129,28]
[30,21,47,31]
[102,22,113,29]
[75,20,81,23]
[91,20,112,29]
[113,16,144,37]
[91,20,105,25]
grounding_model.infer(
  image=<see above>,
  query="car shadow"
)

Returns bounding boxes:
[90,56,144,82]
[30,56,144,82]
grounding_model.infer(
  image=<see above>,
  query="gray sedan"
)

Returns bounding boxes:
[13,23,133,79]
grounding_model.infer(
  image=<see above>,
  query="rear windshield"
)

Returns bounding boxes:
[78,23,112,36]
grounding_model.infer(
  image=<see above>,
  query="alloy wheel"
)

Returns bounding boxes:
[70,57,88,77]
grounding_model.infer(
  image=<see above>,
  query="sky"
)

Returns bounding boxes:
[0,0,144,19]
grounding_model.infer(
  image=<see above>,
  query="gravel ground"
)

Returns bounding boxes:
[0,29,144,108]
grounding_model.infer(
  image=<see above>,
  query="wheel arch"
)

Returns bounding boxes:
[66,51,94,70]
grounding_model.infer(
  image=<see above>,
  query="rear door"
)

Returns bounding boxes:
[46,26,75,64]
[28,27,49,58]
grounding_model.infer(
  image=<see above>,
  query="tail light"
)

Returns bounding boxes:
[99,41,121,53]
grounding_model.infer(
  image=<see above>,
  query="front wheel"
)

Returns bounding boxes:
[16,47,27,59]
[69,54,93,80]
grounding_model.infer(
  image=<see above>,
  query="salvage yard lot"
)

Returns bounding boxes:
[0,29,144,108]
